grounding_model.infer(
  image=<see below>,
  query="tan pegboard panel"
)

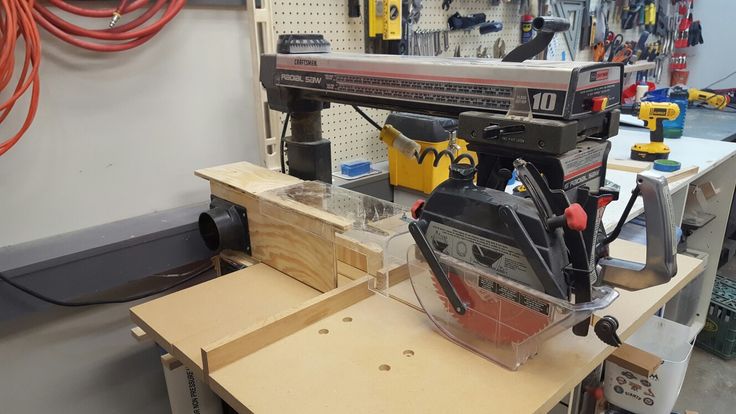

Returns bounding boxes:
[323,105,388,165]
[270,0,389,169]
[411,0,527,58]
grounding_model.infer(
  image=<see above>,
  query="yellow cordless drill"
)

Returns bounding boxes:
[630,101,681,161]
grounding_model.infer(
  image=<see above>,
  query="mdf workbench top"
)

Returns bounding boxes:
[132,240,704,414]
[129,263,321,380]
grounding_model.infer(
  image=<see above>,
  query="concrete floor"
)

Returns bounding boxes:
[674,347,736,413]
[0,300,170,414]
[0,265,217,414]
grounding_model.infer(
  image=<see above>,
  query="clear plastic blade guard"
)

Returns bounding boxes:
[407,244,619,370]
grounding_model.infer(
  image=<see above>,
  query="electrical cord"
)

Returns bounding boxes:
[703,70,736,90]
[280,112,291,173]
[352,105,382,130]
[0,0,42,156]
[0,261,213,307]
[417,147,476,167]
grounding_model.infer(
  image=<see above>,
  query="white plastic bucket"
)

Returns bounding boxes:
[604,316,694,414]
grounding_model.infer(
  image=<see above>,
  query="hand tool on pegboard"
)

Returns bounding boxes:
[605,31,624,62]
[628,30,650,63]
[687,20,703,47]
[448,12,487,31]
[408,0,423,24]
[479,21,503,35]
[493,37,506,58]
[643,0,656,32]
[654,5,668,37]
[368,0,402,40]
[622,0,644,30]
[348,0,360,17]
[674,0,693,48]
[611,46,632,63]
[613,0,623,24]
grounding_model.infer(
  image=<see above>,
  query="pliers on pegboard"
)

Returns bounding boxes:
[442,0,453,11]
[493,38,506,58]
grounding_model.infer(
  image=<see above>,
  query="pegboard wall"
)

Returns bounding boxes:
[271,0,389,170]
[409,0,527,58]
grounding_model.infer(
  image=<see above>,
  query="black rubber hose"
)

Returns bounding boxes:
[0,262,212,307]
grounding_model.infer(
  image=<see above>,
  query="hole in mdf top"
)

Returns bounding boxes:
[378,364,391,371]
[403,350,414,357]
[342,317,353,322]
[318,329,329,334]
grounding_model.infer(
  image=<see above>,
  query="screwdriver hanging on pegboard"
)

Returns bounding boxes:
[348,0,360,18]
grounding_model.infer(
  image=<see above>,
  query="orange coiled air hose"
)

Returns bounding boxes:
[0,0,41,156]
[0,1,184,156]
[32,0,187,52]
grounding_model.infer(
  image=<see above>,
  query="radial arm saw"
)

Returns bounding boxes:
[258,18,679,366]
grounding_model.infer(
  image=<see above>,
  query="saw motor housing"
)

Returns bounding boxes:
[416,166,570,300]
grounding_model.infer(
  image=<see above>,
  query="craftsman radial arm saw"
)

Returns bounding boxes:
[259,18,679,358]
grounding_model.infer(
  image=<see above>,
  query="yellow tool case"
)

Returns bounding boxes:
[385,113,476,194]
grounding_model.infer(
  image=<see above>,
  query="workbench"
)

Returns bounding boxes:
[131,132,736,414]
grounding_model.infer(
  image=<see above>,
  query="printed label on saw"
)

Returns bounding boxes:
[478,276,551,316]
[276,70,328,89]
[425,222,543,292]
[559,142,608,190]
[274,69,515,112]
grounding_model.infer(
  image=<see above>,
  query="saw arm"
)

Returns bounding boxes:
[599,172,678,290]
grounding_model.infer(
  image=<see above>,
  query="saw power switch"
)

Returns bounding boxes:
[591,96,608,112]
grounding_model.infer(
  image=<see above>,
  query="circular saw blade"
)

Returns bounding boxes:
[409,246,554,348]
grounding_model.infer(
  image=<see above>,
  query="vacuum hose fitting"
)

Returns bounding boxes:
[198,198,250,253]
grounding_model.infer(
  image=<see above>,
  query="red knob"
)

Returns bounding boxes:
[593,387,604,401]
[564,203,587,231]
[411,199,425,219]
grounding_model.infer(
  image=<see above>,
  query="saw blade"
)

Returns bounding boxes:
[427,259,555,345]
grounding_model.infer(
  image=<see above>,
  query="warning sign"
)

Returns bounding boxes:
[425,221,541,292]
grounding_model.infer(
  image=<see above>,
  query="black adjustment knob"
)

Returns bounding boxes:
[483,124,502,140]
[483,124,526,141]
[594,315,622,347]
[497,168,513,182]
[449,163,476,181]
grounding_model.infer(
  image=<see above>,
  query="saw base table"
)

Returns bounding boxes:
[131,204,704,413]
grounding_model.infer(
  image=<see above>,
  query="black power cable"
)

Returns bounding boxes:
[0,261,213,307]
[352,105,382,130]
[280,112,292,174]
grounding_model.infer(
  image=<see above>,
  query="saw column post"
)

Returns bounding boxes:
[286,105,332,184]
